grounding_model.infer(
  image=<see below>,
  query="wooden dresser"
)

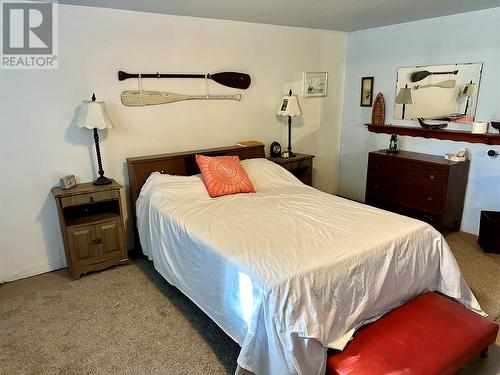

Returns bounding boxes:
[52,180,128,279]
[365,150,469,231]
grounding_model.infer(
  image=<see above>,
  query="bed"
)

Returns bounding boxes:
[126,144,483,375]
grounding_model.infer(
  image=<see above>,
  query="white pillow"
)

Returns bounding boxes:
[240,158,303,190]
[140,172,209,202]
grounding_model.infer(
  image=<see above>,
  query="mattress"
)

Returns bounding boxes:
[136,158,482,375]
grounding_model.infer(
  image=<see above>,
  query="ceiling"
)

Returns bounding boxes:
[56,0,500,32]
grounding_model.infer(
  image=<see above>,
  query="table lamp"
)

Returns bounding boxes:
[277,89,302,158]
[395,84,413,119]
[73,93,114,185]
[459,81,477,116]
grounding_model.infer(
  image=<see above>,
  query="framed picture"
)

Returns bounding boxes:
[360,77,374,107]
[303,72,328,97]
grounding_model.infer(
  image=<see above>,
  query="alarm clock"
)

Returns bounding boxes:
[270,141,281,157]
[59,175,77,189]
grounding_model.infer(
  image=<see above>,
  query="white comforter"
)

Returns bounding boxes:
[137,158,482,375]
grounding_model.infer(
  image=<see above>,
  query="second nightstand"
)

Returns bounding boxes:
[51,180,128,279]
[267,153,315,186]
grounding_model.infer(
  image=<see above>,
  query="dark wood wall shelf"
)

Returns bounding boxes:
[365,124,500,145]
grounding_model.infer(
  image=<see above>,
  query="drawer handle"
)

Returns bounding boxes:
[429,174,435,180]
[374,184,379,190]
[90,196,95,203]
[427,196,433,201]
[92,238,101,245]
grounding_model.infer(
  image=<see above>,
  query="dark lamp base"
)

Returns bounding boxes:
[93,176,112,185]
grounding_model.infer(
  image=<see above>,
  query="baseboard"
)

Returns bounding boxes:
[0,259,66,284]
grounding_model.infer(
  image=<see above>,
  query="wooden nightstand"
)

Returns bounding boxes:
[267,153,315,186]
[51,180,128,279]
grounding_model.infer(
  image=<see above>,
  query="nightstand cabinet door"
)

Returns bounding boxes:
[97,220,125,260]
[67,226,100,266]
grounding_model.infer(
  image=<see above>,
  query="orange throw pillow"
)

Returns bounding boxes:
[195,154,256,198]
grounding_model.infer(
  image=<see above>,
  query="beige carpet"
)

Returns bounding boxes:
[0,260,240,375]
[445,232,500,321]
[0,232,498,375]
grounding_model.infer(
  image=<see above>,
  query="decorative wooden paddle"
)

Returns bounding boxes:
[410,70,459,83]
[118,70,251,89]
[371,93,385,125]
[414,80,456,90]
[121,90,241,107]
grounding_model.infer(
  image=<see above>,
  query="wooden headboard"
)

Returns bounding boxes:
[126,144,265,218]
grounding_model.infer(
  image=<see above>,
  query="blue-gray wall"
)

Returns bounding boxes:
[339,8,500,234]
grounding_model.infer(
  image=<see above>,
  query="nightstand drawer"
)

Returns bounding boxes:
[61,189,119,208]
[282,158,312,171]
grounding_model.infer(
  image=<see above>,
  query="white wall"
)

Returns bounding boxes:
[339,8,500,235]
[0,5,347,282]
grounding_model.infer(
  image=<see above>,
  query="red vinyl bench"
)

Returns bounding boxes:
[327,292,499,375]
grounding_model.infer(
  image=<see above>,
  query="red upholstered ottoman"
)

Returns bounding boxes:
[327,292,499,375]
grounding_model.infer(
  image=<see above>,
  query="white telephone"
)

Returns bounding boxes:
[444,148,467,162]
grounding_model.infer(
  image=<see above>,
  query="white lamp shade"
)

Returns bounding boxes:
[73,100,114,130]
[460,83,477,97]
[395,87,413,105]
[277,95,302,117]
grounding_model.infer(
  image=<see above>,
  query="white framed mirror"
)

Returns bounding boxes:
[394,63,483,123]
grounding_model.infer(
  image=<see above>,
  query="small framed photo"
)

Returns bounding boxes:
[303,72,328,97]
[280,97,289,111]
[360,77,374,107]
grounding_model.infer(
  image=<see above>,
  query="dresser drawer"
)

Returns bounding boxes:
[400,162,448,189]
[61,189,119,208]
[404,186,445,214]
[366,177,445,214]
[368,154,448,189]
